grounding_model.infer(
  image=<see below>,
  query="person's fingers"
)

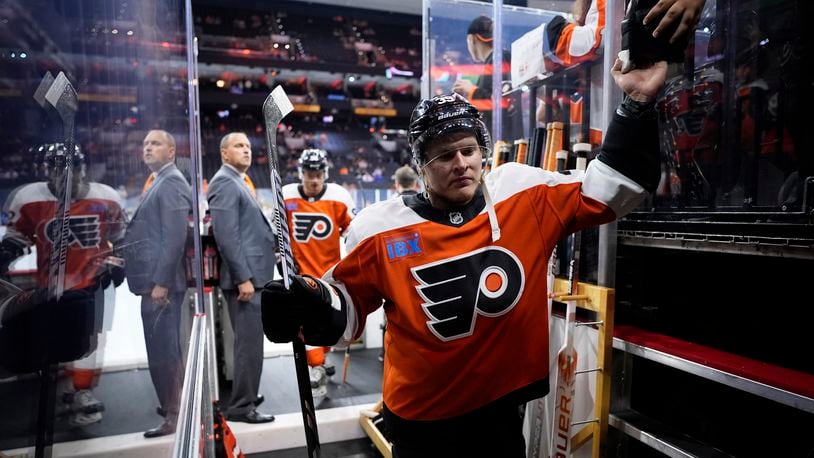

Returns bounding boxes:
[153,296,169,307]
[652,6,680,38]
[643,0,671,25]
[612,58,627,80]
[669,10,698,43]
[619,55,633,74]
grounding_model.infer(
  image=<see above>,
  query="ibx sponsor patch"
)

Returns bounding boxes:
[384,231,423,262]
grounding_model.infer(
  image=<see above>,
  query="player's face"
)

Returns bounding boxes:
[47,162,83,195]
[142,131,175,171]
[301,169,325,197]
[422,132,483,210]
[221,133,252,173]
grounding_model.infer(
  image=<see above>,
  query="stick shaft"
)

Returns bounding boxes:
[262,88,320,457]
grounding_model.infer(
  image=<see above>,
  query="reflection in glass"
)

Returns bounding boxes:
[0,0,199,453]
[425,1,561,142]
[0,143,125,437]
[654,0,809,212]
[121,130,192,438]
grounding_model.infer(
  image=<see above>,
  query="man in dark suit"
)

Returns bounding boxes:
[122,129,191,438]
[208,132,275,424]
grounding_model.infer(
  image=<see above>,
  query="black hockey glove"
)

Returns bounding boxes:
[620,0,688,72]
[0,237,29,274]
[1,286,98,374]
[96,256,126,290]
[261,274,346,346]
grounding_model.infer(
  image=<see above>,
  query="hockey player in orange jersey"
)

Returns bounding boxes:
[0,144,125,427]
[282,148,355,398]
[262,57,667,455]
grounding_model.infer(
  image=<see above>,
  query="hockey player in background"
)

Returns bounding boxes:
[261,55,667,455]
[282,148,355,398]
[0,143,125,427]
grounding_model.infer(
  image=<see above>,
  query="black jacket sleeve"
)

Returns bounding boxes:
[596,111,661,193]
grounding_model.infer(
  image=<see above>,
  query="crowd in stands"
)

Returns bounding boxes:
[0,1,420,203]
[194,3,421,72]
[200,111,409,190]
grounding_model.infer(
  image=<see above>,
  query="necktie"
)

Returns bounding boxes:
[141,173,156,196]
[244,174,257,198]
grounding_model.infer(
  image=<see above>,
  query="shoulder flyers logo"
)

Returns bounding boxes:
[292,212,333,242]
[412,246,525,341]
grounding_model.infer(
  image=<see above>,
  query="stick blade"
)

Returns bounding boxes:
[262,85,294,124]
[33,72,55,108]
[45,72,78,121]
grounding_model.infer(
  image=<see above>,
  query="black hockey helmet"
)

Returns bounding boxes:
[408,93,491,169]
[37,143,85,175]
[298,148,328,178]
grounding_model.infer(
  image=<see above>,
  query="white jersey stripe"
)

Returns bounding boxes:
[581,159,646,217]
[344,198,426,252]
[322,264,361,346]
[346,160,646,252]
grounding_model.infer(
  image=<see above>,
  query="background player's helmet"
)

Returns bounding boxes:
[298,148,329,179]
[37,143,85,177]
[408,93,491,169]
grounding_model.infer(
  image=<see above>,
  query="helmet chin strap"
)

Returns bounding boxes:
[480,172,501,242]
[476,148,500,242]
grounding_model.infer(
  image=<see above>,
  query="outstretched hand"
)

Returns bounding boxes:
[644,0,706,44]
[611,59,668,103]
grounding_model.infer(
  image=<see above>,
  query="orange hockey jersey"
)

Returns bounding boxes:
[282,182,355,277]
[324,160,645,421]
[2,182,125,291]
[546,0,605,71]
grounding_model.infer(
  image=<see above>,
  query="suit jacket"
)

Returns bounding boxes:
[122,163,192,295]
[207,165,277,290]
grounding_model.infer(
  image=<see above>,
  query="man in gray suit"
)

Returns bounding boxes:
[122,129,191,438]
[208,132,275,423]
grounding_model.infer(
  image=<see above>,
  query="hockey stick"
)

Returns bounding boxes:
[43,71,78,301]
[28,70,77,458]
[33,71,55,110]
[262,86,321,458]
[43,72,78,300]
[341,347,351,384]
[527,147,570,458]
[548,150,587,458]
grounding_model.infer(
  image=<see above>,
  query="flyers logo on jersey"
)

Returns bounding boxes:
[292,212,333,242]
[45,215,101,248]
[412,246,525,341]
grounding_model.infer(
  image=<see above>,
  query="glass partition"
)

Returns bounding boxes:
[423,0,563,143]
[651,0,810,214]
[0,0,205,454]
